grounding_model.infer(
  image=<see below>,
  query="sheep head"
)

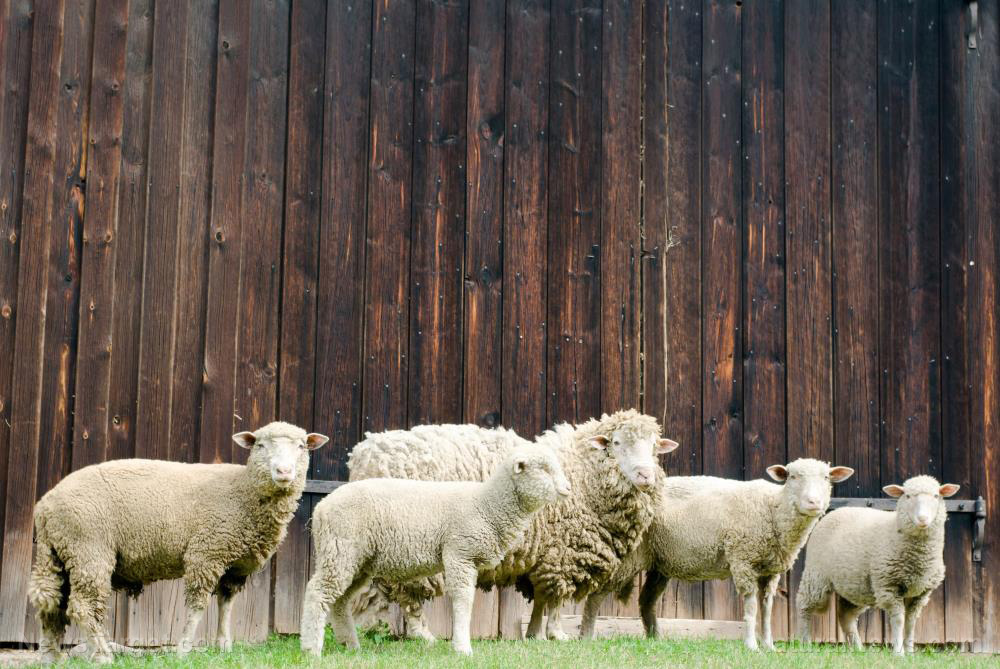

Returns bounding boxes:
[883,476,960,534]
[507,444,571,512]
[587,410,679,490]
[233,421,329,491]
[766,458,854,517]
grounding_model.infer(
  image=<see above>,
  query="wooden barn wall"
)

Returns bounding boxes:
[0,0,997,650]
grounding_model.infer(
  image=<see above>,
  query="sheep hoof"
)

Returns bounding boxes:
[93,652,114,665]
[38,650,66,664]
[410,629,436,643]
[546,628,570,641]
[452,643,473,656]
[217,637,233,652]
[744,639,759,651]
[761,640,776,651]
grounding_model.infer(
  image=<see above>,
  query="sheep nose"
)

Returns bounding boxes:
[274,466,294,481]
[915,514,932,527]
[633,469,654,488]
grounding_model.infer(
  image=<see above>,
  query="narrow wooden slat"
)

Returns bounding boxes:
[0,0,66,642]
[877,0,943,644]
[363,0,416,434]
[546,0,602,426]
[273,0,326,634]
[600,0,639,413]
[0,0,36,575]
[407,0,467,427]
[312,0,372,480]
[72,0,129,469]
[499,0,550,636]
[700,0,742,623]
[463,0,505,429]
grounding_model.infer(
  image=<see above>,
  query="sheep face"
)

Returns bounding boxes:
[589,427,679,490]
[509,445,571,511]
[233,422,330,489]
[766,458,854,516]
[883,476,960,533]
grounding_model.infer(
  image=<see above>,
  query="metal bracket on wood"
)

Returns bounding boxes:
[968,0,980,50]
[973,496,986,562]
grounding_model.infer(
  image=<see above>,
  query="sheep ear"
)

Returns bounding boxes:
[304,433,329,450]
[766,465,788,482]
[232,431,256,449]
[512,457,527,474]
[939,483,961,498]
[883,484,905,498]
[829,466,855,483]
[589,436,610,450]
[656,438,680,455]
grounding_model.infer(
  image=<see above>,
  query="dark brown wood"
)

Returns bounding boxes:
[407,0,467,427]
[644,0,704,621]
[701,0,742,623]
[72,0,129,470]
[463,0,504,429]
[0,0,66,641]
[546,0,602,426]
[363,0,416,434]
[312,0,372,480]
[877,0,944,643]
[600,0,639,413]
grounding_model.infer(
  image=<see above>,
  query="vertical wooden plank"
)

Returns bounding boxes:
[72,0,128,469]
[644,0,704,621]
[273,0,326,634]
[741,0,786,639]
[312,0,371,481]
[938,0,973,646]
[105,0,153,464]
[701,0,742,622]
[407,0,467,427]
[830,0,882,644]
[0,0,35,575]
[965,0,999,651]
[463,0,505,430]
[547,0,602,425]
[363,0,416,434]
[600,0,639,413]
[785,0,835,643]
[877,0,943,644]
[199,0,250,467]
[0,0,64,642]
[500,0,550,637]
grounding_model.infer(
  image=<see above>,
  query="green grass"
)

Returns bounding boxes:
[35,629,995,669]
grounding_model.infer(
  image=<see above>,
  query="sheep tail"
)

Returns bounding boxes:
[28,539,68,616]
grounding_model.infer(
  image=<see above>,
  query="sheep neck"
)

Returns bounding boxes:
[477,469,535,542]
[236,468,305,532]
[770,492,819,559]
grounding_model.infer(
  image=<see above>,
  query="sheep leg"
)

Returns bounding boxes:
[525,599,546,639]
[403,603,436,643]
[740,589,759,650]
[836,596,864,650]
[29,543,70,663]
[794,571,830,647]
[215,594,235,652]
[884,599,906,656]
[638,569,670,638]
[65,563,114,664]
[579,592,604,640]
[443,559,478,655]
[329,574,370,651]
[903,593,930,654]
[758,574,780,650]
[545,603,570,641]
[179,564,225,656]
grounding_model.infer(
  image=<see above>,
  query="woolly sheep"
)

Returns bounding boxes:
[796,475,960,655]
[300,443,570,656]
[28,422,329,664]
[580,459,854,650]
[347,410,679,641]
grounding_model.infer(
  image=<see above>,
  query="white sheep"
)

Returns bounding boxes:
[300,443,570,656]
[346,410,678,641]
[796,475,960,655]
[27,422,328,664]
[580,459,854,650]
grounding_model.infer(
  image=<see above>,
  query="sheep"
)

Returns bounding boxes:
[579,459,854,650]
[795,475,960,655]
[27,422,329,664]
[299,443,571,656]
[346,410,679,641]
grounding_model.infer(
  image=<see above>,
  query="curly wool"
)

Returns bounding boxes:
[349,411,664,610]
[28,422,314,661]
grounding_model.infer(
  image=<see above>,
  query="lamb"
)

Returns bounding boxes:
[27,422,329,664]
[300,443,570,656]
[346,410,679,641]
[796,475,960,655]
[579,459,854,650]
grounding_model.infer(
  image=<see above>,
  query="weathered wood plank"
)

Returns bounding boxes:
[499,0,550,636]
[520,614,747,641]
[600,0,639,413]
[546,0,602,426]
[877,0,943,644]
[463,0,504,430]
[644,0,704,621]
[312,0,372,480]
[700,0,742,623]
[363,0,416,434]
[407,0,467,427]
